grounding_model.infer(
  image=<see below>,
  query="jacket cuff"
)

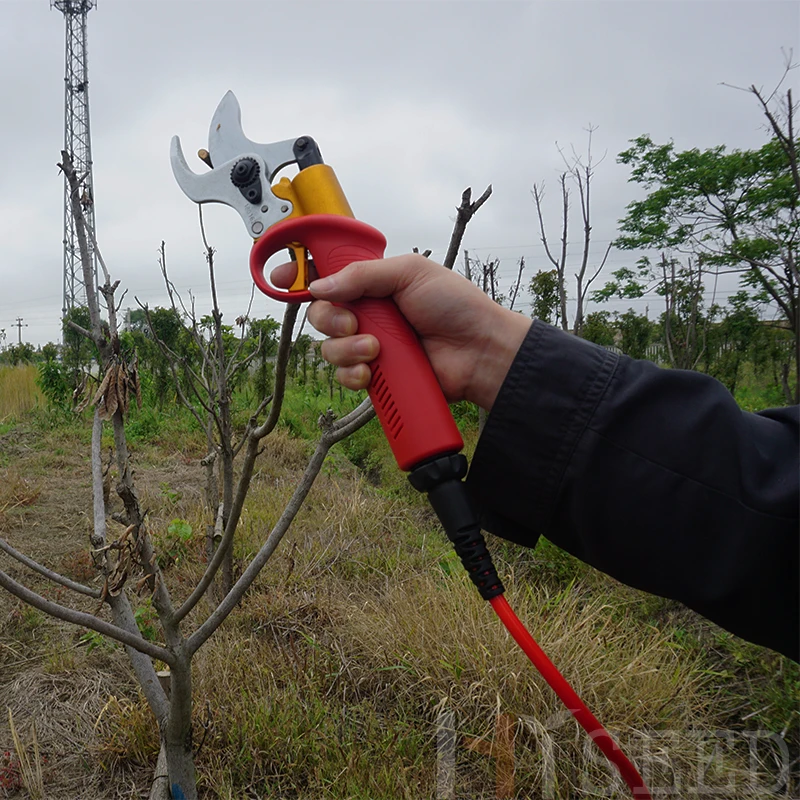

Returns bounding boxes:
[466,321,618,545]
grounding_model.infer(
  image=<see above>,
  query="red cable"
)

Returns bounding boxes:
[489,594,652,799]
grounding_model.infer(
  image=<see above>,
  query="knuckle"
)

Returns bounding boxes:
[308,300,333,331]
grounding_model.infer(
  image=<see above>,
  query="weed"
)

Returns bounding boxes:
[134,600,160,642]
[42,642,79,674]
[0,749,22,794]
[125,405,162,442]
[160,482,181,505]
[78,629,116,654]
[0,468,41,527]
[153,519,198,569]
[94,695,159,767]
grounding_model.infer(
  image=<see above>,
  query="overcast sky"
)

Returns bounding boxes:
[0,0,797,346]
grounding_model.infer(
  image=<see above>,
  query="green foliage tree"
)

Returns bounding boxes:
[582,310,616,348]
[528,269,560,325]
[704,292,761,394]
[616,309,653,360]
[36,342,71,410]
[614,100,799,399]
[140,306,188,408]
[249,316,280,398]
[292,333,314,384]
[2,342,36,365]
[592,253,707,369]
[62,306,96,383]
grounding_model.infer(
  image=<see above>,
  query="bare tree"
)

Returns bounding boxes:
[0,162,492,798]
[141,225,282,602]
[532,127,612,336]
[442,185,493,271]
[459,250,524,433]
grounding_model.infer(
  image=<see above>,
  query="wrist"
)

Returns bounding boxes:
[468,308,531,411]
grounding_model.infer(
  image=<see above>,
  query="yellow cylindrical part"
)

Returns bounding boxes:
[270,165,354,291]
[292,164,354,218]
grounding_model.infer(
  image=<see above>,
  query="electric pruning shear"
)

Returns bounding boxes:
[171,91,464,474]
[170,92,652,799]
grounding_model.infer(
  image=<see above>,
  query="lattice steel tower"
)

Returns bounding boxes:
[52,0,98,320]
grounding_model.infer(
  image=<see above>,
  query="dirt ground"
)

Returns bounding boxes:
[0,423,204,799]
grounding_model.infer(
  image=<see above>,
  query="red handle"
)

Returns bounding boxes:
[250,214,463,470]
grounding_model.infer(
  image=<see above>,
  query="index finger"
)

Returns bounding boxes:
[270,261,297,290]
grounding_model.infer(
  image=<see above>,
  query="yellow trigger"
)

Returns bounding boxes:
[270,177,309,292]
[289,244,308,292]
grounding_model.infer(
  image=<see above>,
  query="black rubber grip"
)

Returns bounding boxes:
[409,455,504,600]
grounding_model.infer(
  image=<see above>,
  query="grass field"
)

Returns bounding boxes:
[0,372,797,798]
[0,365,42,420]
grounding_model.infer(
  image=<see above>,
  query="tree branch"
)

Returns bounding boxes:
[0,567,174,664]
[58,152,102,343]
[508,257,526,312]
[531,183,562,271]
[252,304,299,440]
[442,185,492,271]
[0,537,100,598]
[187,398,375,655]
[66,319,93,341]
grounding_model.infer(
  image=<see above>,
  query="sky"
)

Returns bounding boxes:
[0,0,798,347]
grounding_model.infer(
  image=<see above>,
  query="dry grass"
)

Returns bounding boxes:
[99,461,790,798]
[0,414,796,798]
[7,708,43,799]
[0,468,40,529]
[0,366,42,419]
[0,665,149,799]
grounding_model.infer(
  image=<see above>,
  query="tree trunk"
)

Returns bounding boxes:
[164,656,197,800]
[794,309,799,404]
[220,446,234,595]
[781,363,793,406]
[149,745,169,800]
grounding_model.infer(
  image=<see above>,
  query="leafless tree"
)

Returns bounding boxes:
[140,225,283,602]
[0,157,492,798]
[442,185,493,271]
[532,127,612,336]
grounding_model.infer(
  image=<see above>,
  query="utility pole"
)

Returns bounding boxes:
[52,0,99,338]
[14,318,28,345]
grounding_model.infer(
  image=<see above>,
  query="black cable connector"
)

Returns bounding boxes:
[409,454,504,600]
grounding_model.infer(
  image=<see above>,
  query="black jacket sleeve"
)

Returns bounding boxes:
[466,321,799,661]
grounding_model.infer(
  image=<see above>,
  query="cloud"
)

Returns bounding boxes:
[1,0,797,344]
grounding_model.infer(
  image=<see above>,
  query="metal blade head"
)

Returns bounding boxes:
[170,133,291,238]
[208,90,299,181]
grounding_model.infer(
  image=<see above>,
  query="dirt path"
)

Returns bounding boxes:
[0,422,203,799]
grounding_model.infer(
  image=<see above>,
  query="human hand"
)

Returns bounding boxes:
[270,254,530,411]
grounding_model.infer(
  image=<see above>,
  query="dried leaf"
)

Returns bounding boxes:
[74,392,91,414]
[92,366,114,409]
[104,367,119,420]
[94,578,109,613]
